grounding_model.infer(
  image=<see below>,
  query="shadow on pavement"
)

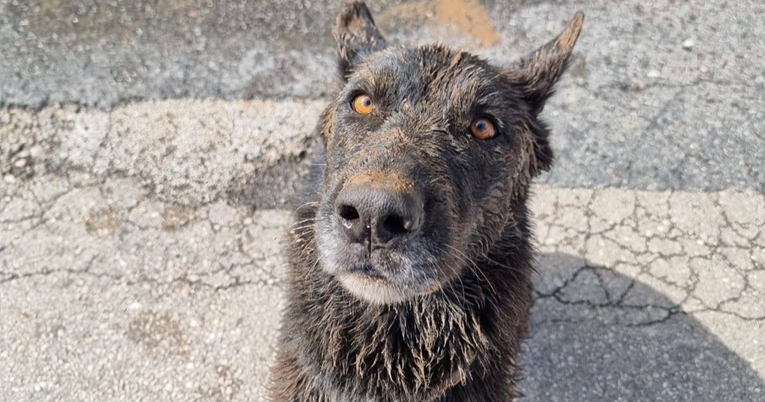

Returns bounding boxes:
[520,252,763,402]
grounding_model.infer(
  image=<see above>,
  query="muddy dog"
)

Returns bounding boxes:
[270,2,583,401]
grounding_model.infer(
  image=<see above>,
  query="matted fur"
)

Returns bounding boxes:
[270,2,584,401]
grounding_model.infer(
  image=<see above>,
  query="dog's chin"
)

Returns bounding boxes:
[336,272,416,305]
[334,264,446,305]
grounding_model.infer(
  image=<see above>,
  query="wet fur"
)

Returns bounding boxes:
[273,191,534,401]
[270,2,583,401]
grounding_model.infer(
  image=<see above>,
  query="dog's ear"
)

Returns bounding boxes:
[507,12,583,175]
[508,12,584,116]
[334,1,387,81]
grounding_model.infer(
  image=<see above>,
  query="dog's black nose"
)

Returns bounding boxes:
[335,179,423,249]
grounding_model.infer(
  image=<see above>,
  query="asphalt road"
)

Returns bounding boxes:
[1,0,764,193]
[1,0,764,401]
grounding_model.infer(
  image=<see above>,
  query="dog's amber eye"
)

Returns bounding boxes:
[352,94,375,115]
[470,117,496,140]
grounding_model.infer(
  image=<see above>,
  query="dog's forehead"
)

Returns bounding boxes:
[358,45,501,100]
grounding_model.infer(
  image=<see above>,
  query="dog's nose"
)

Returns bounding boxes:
[335,181,423,248]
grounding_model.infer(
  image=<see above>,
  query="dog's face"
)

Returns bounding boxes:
[314,2,583,304]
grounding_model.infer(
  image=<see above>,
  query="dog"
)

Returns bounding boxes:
[270,2,583,400]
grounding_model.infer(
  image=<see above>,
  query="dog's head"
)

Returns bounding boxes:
[314,1,583,304]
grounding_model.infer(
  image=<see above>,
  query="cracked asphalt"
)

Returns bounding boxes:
[1,0,764,401]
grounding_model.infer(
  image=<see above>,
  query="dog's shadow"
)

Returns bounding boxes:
[520,252,763,402]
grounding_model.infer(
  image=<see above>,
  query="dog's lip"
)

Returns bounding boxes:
[346,262,389,283]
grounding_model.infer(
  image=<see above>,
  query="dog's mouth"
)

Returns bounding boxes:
[337,272,407,304]
[335,259,445,305]
[351,262,388,282]
[316,224,460,304]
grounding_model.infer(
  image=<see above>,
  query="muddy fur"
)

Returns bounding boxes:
[270,2,584,401]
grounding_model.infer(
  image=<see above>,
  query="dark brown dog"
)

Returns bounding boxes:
[270,2,583,400]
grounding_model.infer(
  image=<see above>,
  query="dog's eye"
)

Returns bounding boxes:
[352,94,375,115]
[469,117,497,140]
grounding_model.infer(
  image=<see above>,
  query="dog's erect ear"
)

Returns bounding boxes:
[507,12,583,176]
[334,1,387,81]
[509,12,584,115]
